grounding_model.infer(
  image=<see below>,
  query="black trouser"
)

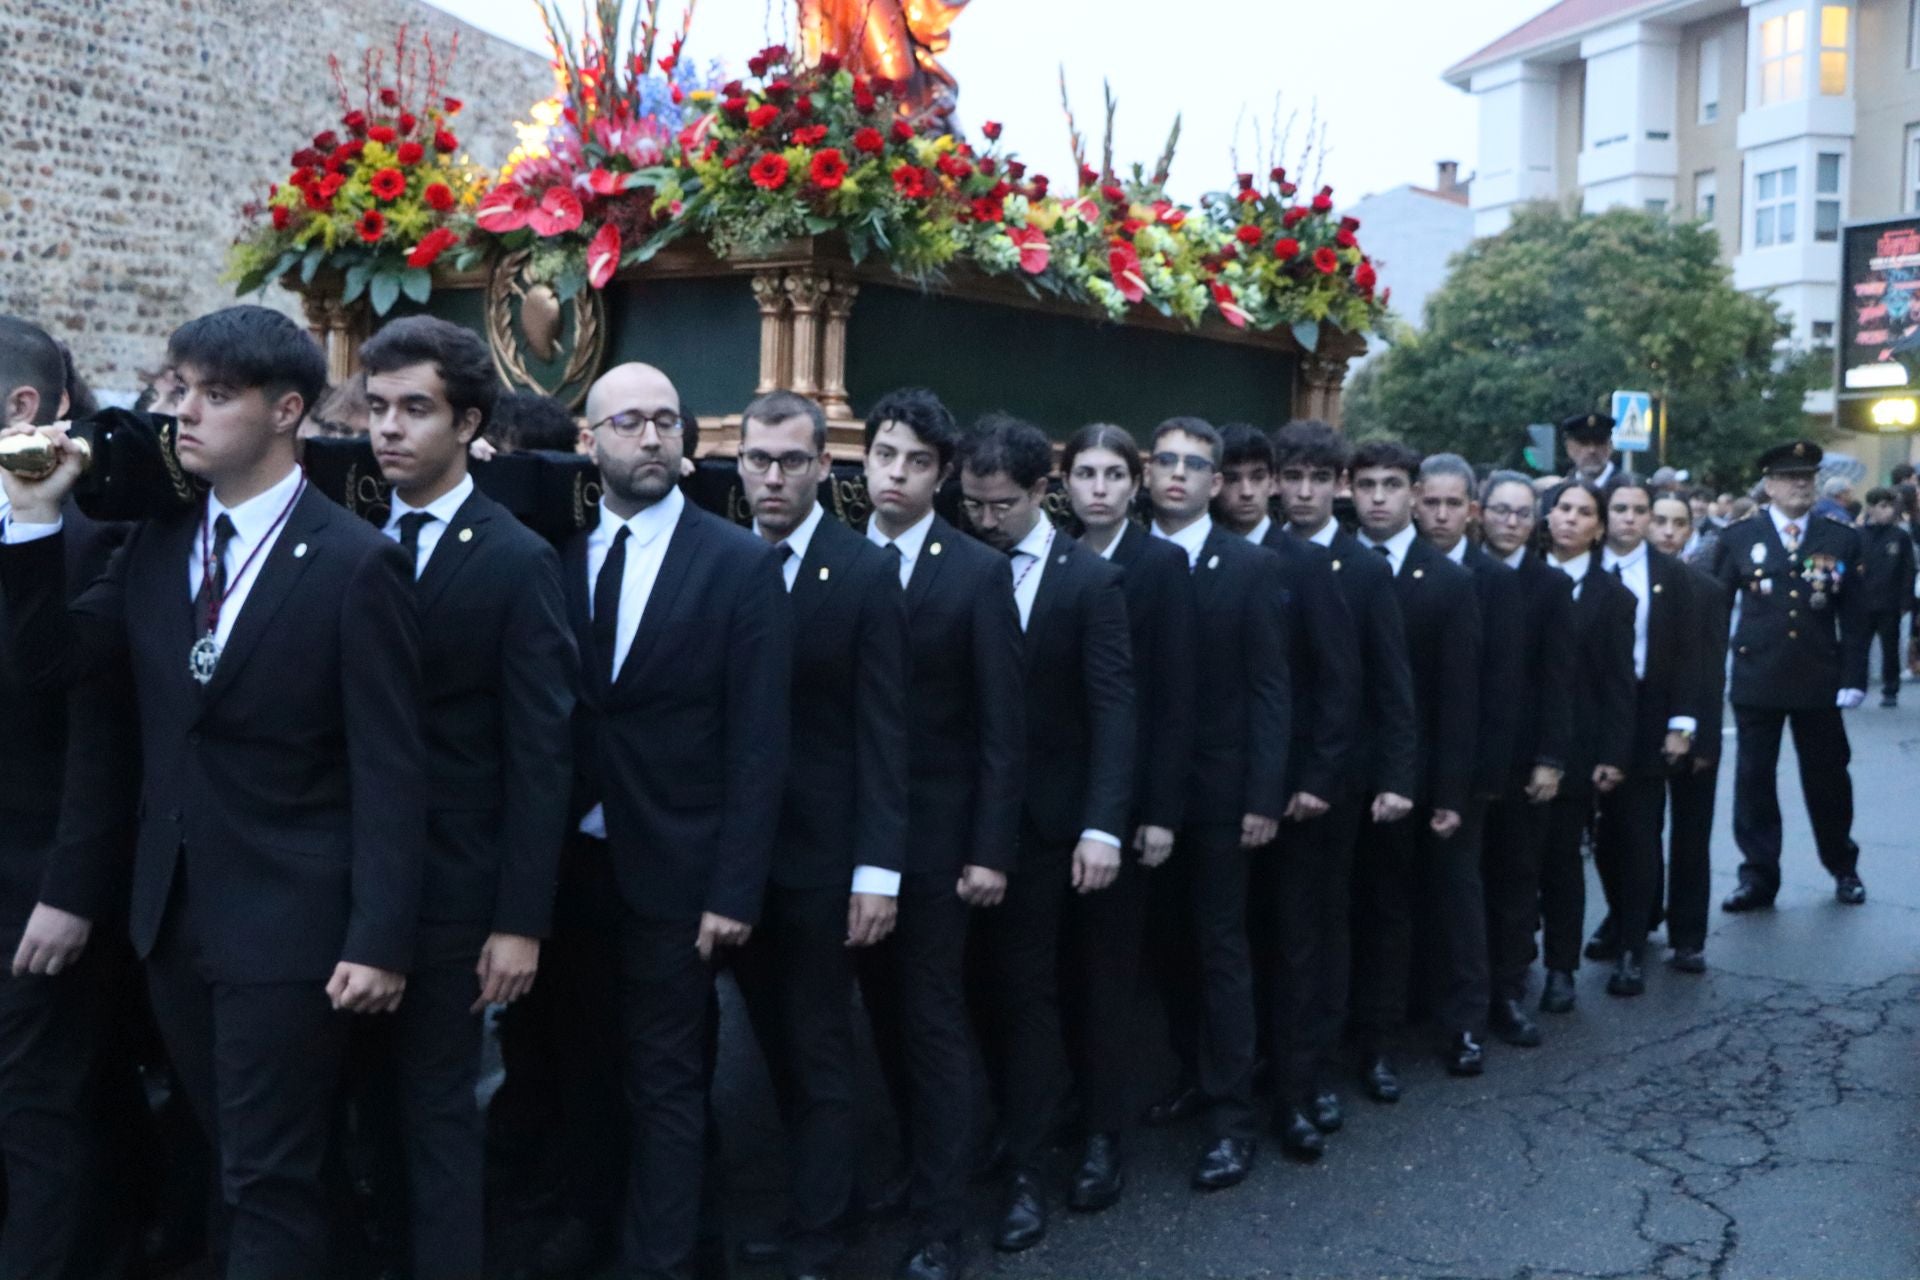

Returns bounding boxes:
[1154,822,1256,1142]
[1413,800,1492,1038]
[856,879,972,1243]
[1483,790,1552,1002]
[1595,775,1666,958]
[1060,849,1149,1136]
[1869,608,1904,698]
[1305,798,1363,1086]
[147,895,349,1280]
[968,830,1074,1170]
[1539,791,1595,974]
[1350,813,1415,1047]
[1249,814,1330,1106]
[1731,704,1858,896]
[1663,761,1717,951]
[733,883,858,1275]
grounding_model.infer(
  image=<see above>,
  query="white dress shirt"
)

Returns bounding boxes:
[1601,541,1696,733]
[1243,514,1272,545]
[1547,549,1591,588]
[382,473,474,579]
[1094,527,1123,560]
[1441,537,1467,565]
[1151,511,1213,569]
[1769,503,1810,553]
[866,508,934,590]
[1287,518,1337,550]
[579,485,685,839]
[1356,522,1416,576]
[1500,545,1526,570]
[1008,518,1054,631]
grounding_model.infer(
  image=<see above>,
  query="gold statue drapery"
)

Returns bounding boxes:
[799,0,970,116]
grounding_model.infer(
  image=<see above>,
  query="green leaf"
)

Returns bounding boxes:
[1291,320,1320,353]
[369,272,401,316]
[553,269,587,303]
[233,266,269,296]
[399,268,432,305]
[270,249,300,282]
[451,245,486,272]
[342,261,373,305]
[299,245,326,285]
[803,214,838,236]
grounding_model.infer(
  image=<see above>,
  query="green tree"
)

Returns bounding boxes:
[1344,203,1821,489]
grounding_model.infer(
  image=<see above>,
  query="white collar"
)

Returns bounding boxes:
[1288,518,1337,548]
[386,472,473,530]
[1603,540,1648,572]
[209,463,304,542]
[1091,523,1126,560]
[756,498,825,561]
[1358,521,1417,561]
[597,483,683,546]
[1499,544,1526,569]
[1438,536,1467,564]
[1010,516,1054,560]
[1152,511,1213,564]
[1770,504,1814,538]
[868,507,935,559]
[1548,548,1591,582]
[1243,514,1273,545]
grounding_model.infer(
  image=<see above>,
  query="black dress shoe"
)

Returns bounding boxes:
[1069,1132,1124,1212]
[1882,692,1898,708]
[865,1167,912,1218]
[1143,1082,1206,1127]
[1359,1054,1401,1103]
[1442,1032,1484,1076]
[737,1236,785,1267]
[1539,968,1576,1014]
[1309,1089,1344,1133]
[992,1172,1047,1253]
[1721,882,1775,913]
[1273,1108,1324,1161]
[1836,873,1867,905]
[1668,947,1706,973]
[896,1236,962,1280]
[1583,919,1619,962]
[1606,951,1645,997]
[1489,997,1542,1047]
[1191,1137,1254,1190]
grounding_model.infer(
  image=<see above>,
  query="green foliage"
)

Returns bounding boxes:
[1344,204,1822,489]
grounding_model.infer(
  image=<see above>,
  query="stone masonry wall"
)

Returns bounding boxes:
[0,0,550,397]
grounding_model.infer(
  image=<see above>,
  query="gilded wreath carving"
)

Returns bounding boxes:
[485,249,608,410]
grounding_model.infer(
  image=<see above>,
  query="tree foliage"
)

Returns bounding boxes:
[1344,203,1821,489]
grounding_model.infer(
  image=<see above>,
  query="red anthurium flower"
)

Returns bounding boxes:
[1008,226,1050,274]
[271,206,291,230]
[853,126,884,154]
[892,164,929,199]
[368,125,396,145]
[406,226,458,269]
[748,104,780,130]
[1336,228,1357,249]
[1212,282,1250,329]
[1235,225,1263,247]
[750,153,791,190]
[1355,261,1378,290]
[434,129,458,154]
[588,168,626,196]
[396,140,424,166]
[792,124,829,146]
[1109,242,1146,303]
[810,148,848,189]
[587,223,622,289]
[1313,247,1339,273]
[1312,191,1334,213]
[1274,237,1301,260]
[890,120,914,143]
[356,210,386,243]
[424,182,455,212]
[983,120,1002,141]
[1282,206,1309,229]
[369,168,406,202]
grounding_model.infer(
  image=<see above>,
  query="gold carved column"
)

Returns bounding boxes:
[300,292,369,387]
[735,261,864,455]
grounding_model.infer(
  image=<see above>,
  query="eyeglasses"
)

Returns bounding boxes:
[1484,503,1535,522]
[1149,451,1215,474]
[591,409,684,438]
[739,449,819,476]
[960,496,1024,520]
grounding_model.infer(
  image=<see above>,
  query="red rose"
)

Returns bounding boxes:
[723,79,745,97]
[890,119,914,142]
[1030,174,1049,196]
[1270,166,1287,184]
[270,205,291,230]
[747,56,768,77]
[396,140,425,166]
[406,226,458,269]
[724,95,749,117]
[1235,225,1263,247]
[1335,228,1357,249]
[356,210,386,243]
[1100,183,1126,204]
[398,112,418,136]
[291,147,322,169]
[937,153,973,180]
[980,158,996,176]
[748,104,780,130]
[892,163,929,199]
[671,84,685,105]
[369,167,406,201]
[760,43,790,64]
[982,120,1002,141]
[792,124,829,146]
[854,86,877,113]
[1008,159,1026,179]
[1273,237,1300,260]
[765,79,793,100]
[444,97,463,115]
[379,87,399,107]
[320,173,345,198]
[368,125,396,145]
[853,126,884,154]
[312,130,339,152]
[434,129,458,154]
[749,153,790,190]
[809,148,848,189]
[1237,172,1254,191]
[817,51,843,74]
[1340,216,1360,232]
[1355,261,1378,289]
[1078,164,1099,188]
[1312,246,1338,273]
[1282,206,1309,229]
[343,110,367,136]
[303,184,332,211]
[424,182,455,212]
[1312,191,1334,213]
[971,196,1004,223]
[795,95,813,117]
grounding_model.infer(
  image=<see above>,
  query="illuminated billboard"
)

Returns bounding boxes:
[1840,216,1920,410]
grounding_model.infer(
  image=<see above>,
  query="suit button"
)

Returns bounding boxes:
[1789,630,1799,639]
[1789,590,1800,598]
[1789,609,1798,618]
[1739,646,1749,655]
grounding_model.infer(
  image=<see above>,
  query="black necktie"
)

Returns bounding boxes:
[396,512,434,576]
[1373,543,1391,557]
[593,526,630,680]
[1613,563,1626,583]
[194,513,237,633]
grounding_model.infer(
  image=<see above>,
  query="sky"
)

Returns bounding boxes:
[422,0,1550,204]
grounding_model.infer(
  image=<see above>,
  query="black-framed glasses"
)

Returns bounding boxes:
[1149,451,1215,474]
[1484,503,1535,522]
[739,449,819,476]
[592,408,684,437]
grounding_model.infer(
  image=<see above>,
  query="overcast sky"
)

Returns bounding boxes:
[423,0,1547,204]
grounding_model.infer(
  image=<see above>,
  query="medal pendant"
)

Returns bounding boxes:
[189,635,221,685]
[1811,592,1829,611]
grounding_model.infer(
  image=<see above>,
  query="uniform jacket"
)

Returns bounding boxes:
[1552,549,1636,796]
[1500,550,1576,791]
[1260,526,1360,802]
[1185,527,1289,825]
[1109,522,1197,834]
[1463,544,1523,800]
[1322,527,1418,801]
[1713,512,1870,708]
[1621,548,1705,776]
[1860,522,1915,615]
[1388,536,1480,815]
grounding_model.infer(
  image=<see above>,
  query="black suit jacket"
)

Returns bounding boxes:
[1381,535,1480,814]
[1681,559,1731,762]
[888,514,1024,884]
[1618,548,1703,775]
[1185,525,1289,826]
[1109,522,1196,834]
[411,487,577,936]
[1461,544,1525,800]
[1320,527,1417,801]
[0,485,428,983]
[1552,551,1636,795]
[1260,525,1359,802]
[1860,522,1915,614]
[1500,550,1575,789]
[1015,528,1135,848]
[772,512,909,891]
[565,496,792,927]
[1715,512,1870,708]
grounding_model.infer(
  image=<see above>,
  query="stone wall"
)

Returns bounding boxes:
[0,0,550,398]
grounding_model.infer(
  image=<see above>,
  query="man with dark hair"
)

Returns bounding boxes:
[564,361,792,1280]
[359,315,577,1279]
[1347,437,1483,1087]
[1269,418,1417,1134]
[0,305,426,1279]
[733,388,908,1280]
[957,413,1133,1250]
[1858,486,1913,708]
[490,389,584,455]
[0,317,66,426]
[858,388,1023,1280]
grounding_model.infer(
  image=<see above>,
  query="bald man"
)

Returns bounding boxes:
[554,363,793,1279]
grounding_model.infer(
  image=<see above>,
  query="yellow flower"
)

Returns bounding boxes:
[688,89,716,103]
[1027,201,1062,232]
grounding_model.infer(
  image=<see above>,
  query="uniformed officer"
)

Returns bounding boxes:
[1562,412,1619,488]
[1714,441,1871,911]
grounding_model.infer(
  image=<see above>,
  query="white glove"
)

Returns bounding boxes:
[1836,688,1866,709]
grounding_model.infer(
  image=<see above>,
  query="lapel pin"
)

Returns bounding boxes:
[929,541,942,556]
[1057,553,1069,565]
[1412,568,1425,579]
[1207,554,1219,570]
[818,566,830,581]
[458,527,473,543]
[1332,558,1341,571]
[1653,583,1663,594]
[293,542,308,558]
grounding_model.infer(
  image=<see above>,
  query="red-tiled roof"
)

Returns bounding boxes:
[1446,0,1653,80]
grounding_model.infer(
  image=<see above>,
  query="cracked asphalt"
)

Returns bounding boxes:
[710,701,1920,1280]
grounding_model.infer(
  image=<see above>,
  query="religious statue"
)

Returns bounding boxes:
[799,0,970,117]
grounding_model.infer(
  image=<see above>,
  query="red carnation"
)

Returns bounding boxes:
[1235,224,1263,247]
[406,226,458,269]
[809,148,848,189]
[1312,246,1338,273]
[443,97,463,114]
[982,120,1002,141]
[1282,206,1309,229]
[1355,261,1378,289]
[424,182,455,212]
[356,210,386,243]
[368,125,396,145]
[1312,191,1334,213]
[792,124,829,146]
[370,168,406,202]
[937,153,973,180]
[1274,236,1301,260]
[892,163,930,199]
[434,129,458,154]
[748,104,780,130]
[396,140,425,166]
[271,205,291,230]
[724,95,749,117]
[818,51,843,74]
[971,196,1004,223]
[890,119,914,143]
[1335,228,1357,249]
[750,153,790,190]
[853,126,884,154]
[398,111,418,136]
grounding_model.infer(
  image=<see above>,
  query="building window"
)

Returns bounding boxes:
[1699,35,1722,122]
[1696,170,1718,221]
[1754,165,1798,247]
[1813,320,1836,342]
[1759,9,1806,105]
[1819,5,1849,96]
[1646,198,1669,215]
[1815,152,1843,241]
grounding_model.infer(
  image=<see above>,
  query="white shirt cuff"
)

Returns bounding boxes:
[577,804,607,839]
[850,865,901,897]
[1080,829,1122,849]
[2,517,62,544]
[1668,717,1699,735]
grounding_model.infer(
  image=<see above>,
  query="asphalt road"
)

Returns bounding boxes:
[708,698,1920,1280]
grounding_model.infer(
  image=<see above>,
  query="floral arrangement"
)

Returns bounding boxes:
[229,30,485,314]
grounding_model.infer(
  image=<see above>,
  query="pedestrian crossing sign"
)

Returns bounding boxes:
[1611,390,1653,453]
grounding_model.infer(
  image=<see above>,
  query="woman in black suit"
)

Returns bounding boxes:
[1533,479,1636,1014]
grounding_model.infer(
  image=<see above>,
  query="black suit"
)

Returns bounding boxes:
[1350,535,1481,1044]
[1663,560,1729,952]
[971,525,1134,1171]
[732,511,907,1274]
[0,482,427,1279]
[1859,522,1913,699]
[1715,512,1870,896]
[855,513,1022,1244]
[564,493,792,1279]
